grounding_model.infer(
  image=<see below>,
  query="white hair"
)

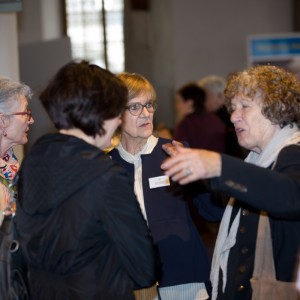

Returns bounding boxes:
[0,76,32,113]
[198,75,226,95]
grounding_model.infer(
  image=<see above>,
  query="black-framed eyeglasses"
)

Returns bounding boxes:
[7,109,32,121]
[124,102,157,116]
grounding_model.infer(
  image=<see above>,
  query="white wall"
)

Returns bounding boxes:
[19,37,72,151]
[41,0,64,41]
[18,0,63,44]
[17,0,71,151]
[172,0,293,86]
[125,0,294,129]
[0,12,24,160]
[0,14,19,79]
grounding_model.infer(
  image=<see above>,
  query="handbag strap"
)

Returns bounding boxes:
[252,212,276,279]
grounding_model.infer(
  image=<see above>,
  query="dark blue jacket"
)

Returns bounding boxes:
[110,138,223,288]
[211,144,300,300]
[16,133,157,300]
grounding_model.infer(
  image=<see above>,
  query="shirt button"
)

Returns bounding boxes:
[239,226,246,233]
[241,247,249,254]
[242,209,249,216]
[239,265,246,273]
[238,285,245,292]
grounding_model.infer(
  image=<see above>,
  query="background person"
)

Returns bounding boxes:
[174,82,227,258]
[110,72,223,300]
[198,75,246,158]
[15,61,157,300]
[198,75,229,125]
[174,82,226,153]
[0,77,34,219]
[162,65,300,300]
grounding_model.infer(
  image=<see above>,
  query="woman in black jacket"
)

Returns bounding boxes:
[15,61,157,300]
[161,65,300,300]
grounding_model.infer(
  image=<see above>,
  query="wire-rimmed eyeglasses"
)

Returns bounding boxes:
[6,109,32,121]
[125,102,157,116]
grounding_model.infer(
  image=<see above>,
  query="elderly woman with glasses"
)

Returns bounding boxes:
[0,76,34,219]
[161,65,300,300]
[110,72,223,300]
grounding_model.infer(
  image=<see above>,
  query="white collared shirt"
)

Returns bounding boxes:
[117,135,158,221]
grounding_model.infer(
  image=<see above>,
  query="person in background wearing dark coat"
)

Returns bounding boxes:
[173,82,227,260]
[198,76,230,127]
[110,72,223,300]
[198,75,246,158]
[161,65,300,300]
[15,61,157,300]
[174,83,226,153]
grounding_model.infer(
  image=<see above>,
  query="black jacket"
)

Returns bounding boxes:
[110,138,223,288]
[211,144,300,300]
[15,133,157,300]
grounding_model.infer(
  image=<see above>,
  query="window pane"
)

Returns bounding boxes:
[65,0,124,73]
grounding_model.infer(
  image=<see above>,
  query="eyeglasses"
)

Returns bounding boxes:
[7,109,32,121]
[125,102,157,116]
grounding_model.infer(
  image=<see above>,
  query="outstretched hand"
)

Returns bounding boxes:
[161,141,222,185]
[162,140,184,156]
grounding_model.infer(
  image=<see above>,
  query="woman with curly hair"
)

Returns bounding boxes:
[161,65,300,299]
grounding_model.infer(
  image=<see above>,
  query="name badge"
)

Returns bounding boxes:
[149,175,170,189]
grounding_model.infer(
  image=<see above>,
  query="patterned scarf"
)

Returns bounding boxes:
[0,148,19,180]
[0,148,19,213]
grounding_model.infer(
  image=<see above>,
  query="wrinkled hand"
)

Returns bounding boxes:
[162,140,184,156]
[161,143,222,185]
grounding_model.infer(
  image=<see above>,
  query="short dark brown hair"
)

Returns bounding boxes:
[177,83,206,113]
[40,60,128,137]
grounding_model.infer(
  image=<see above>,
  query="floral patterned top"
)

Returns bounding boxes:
[0,148,19,214]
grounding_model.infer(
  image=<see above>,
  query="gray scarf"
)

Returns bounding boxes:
[210,124,300,300]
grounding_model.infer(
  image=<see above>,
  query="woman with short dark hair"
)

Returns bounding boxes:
[174,83,226,153]
[15,61,157,300]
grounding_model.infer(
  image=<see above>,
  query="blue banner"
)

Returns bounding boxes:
[249,36,300,58]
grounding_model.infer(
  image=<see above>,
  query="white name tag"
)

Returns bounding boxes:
[149,175,170,189]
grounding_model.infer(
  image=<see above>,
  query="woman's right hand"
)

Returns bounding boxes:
[162,140,184,156]
[161,143,222,184]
